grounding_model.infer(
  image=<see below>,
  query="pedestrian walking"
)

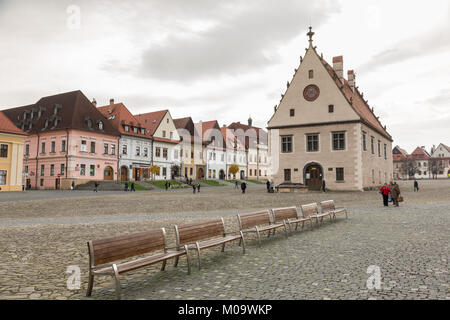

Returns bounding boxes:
[390,181,401,207]
[165,180,169,191]
[241,181,247,194]
[269,180,274,193]
[235,179,238,189]
[124,182,128,191]
[266,180,270,193]
[94,182,99,192]
[197,183,200,193]
[379,183,391,207]
[192,183,196,194]
[414,179,419,192]
[71,181,75,191]
[322,180,326,193]
[130,182,135,192]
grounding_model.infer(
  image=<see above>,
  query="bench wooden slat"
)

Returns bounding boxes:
[238,210,271,229]
[272,207,298,222]
[176,219,225,245]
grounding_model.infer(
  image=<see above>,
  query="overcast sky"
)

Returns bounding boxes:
[0,0,449,153]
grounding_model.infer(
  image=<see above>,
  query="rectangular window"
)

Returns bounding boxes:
[384,144,387,160]
[163,148,168,159]
[328,105,334,113]
[284,169,291,182]
[332,132,345,150]
[162,167,167,177]
[61,140,66,152]
[90,141,96,154]
[362,132,367,151]
[50,164,54,176]
[124,125,129,132]
[51,141,56,153]
[306,134,319,152]
[170,132,173,140]
[80,164,86,176]
[133,127,138,134]
[104,143,108,155]
[370,136,375,154]
[378,140,381,157]
[141,128,145,135]
[40,179,44,187]
[162,130,166,138]
[336,168,344,181]
[156,147,161,157]
[40,164,45,176]
[0,144,8,158]
[0,170,7,185]
[281,136,293,153]
[24,165,28,173]
[290,109,295,117]
[174,149,178,159]
[25,144,30,156]
[41,142,46,154]
[60,164,65,175]
[122,145,127,155]
[309,70,314,79]
[90,165,95,176]
[111,144,116,155]
[81,140,87,152]
[144,148,148,157]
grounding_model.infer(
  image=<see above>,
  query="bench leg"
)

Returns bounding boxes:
[283,222,288,238]
[195,242,202,270]
[184,245,192,275]
[256,227,261,246]
[86,271,94,297]
[240,231,246,254]
[269,228,274,237]
[221,242,226,252]
[112,264,121,300]
[345,209,348,219]
[161,259,167,271]
[174,256,179,268]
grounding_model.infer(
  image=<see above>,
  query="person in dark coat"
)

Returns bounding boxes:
[165,180,169,191]
[94,182,99,192]
[124,182,128,191]
[241,182,247,194]
[414,179,419,192]
[266,180,270,193]
[321,180,326,193]
[235,179,239,189]
[390,181,401,207]
[379,184,391,207]
[130,182,135,192]
[197,183,200,193]
[192,184,196,194]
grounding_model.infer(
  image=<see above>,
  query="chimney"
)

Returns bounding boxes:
[109,98,114,106]
[348,70,355,92]
[333,56,344,83]
[108,98,115,114]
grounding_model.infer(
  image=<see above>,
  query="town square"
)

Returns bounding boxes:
[0,0,449,304]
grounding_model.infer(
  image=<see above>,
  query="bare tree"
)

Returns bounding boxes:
[405,158,419,179]
[429,158,444,179]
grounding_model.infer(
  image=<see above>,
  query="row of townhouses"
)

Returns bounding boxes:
[0,90,269,190]
[393,144,450,180]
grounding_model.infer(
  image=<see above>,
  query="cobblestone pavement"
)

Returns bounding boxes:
[0,180,448,300]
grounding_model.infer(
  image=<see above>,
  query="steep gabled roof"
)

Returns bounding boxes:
[410,147,431,160]
[220,126,245,151]
[134,110,168,136]
[173,117,200,139]
[228,122,268,148]
[392,145,408,161]
[0,111,28,136]
[195,120,225,149]
[1,90,120,136]
[97,102,150,138]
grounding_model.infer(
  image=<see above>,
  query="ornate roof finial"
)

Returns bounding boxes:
[307,26,315,45]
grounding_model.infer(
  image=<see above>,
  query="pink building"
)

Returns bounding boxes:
[2,90,120,189]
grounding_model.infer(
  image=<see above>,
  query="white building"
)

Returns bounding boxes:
[135,110,181,180]
[221,125,247,180]
[430,143,450,178]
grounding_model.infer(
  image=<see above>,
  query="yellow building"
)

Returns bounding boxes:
[0,111,27,191]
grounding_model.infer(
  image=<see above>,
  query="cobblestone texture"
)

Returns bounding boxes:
[0,179,448,300]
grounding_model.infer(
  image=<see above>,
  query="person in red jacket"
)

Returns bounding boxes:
[379,184,391,207]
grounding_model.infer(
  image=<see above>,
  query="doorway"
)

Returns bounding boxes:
[104,166,114,181]
[120,166,128,181]
[304,163,323,189]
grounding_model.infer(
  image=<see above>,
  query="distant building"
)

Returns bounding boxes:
[199,120,227,180]
[409,147,431,179]
[2,90,120,189]
[228,118,269,180]
[267,27,393,190]
[221,125,247,180]
[134,110,181,180]
[98,100,153,181]
[0,111,28,191]
[429,143,450,178]
[392,145,409,180]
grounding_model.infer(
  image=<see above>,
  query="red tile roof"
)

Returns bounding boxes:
[0,111,28,136]
[392,145,408,161]
[134,110,168,136]
[98,103,150,138]
[410,147,431,160]
[228,122,268,147]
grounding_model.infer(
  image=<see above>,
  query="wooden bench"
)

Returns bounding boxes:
[86,228,188,300]
[320,200,348,220]
[271,206,313,233]
[173,218,244,271]
[300,203,333,226]
[237,210,288,246]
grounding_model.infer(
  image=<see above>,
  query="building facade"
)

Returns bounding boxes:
[98,100,153,181]
[0,112,27,191]
[221,126,247,180]
[2,90,120,189]
[199,120,227,180]
[430,143,450,178]
[135,110,181,180]
[267,28,393,191]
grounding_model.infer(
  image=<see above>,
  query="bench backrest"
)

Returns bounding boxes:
[320,200,336,212]
[175,218,225,246]
[271,207,298,223]
[88,228,167,267]
[237,210,272,230]
[300,203,319,218]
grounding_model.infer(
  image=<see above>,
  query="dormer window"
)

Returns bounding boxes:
[141,128,145,135]
[124,125,129,132]
[133,127,138,134]
[98,121,104,130]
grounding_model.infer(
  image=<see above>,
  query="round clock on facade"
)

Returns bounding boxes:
[303,84,320,101]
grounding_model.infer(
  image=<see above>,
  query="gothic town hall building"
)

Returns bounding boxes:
[268,28,393,191]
